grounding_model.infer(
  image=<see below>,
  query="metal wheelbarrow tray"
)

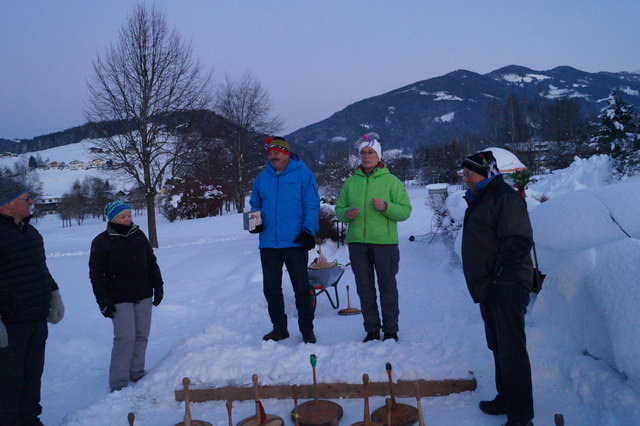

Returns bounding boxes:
[307,265,346,309]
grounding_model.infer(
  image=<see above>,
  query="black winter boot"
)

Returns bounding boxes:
[263,327,289,341]
[363,331,381,342]
[479,395,507,415]
[301,329,316,344]
[383,332,399,342]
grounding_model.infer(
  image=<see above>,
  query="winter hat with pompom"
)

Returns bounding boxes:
[356,133,382,159]
[265,136,290,156]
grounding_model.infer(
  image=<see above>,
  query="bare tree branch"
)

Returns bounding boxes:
[85,3,212,247]
[214,72,282,213]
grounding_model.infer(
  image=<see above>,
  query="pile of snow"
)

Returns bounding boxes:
[528,154,613,200]
[530,177,640,387]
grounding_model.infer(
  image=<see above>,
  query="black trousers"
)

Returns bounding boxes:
[480,284,534,423]
[260,247,314,331]
[0,320,48,426]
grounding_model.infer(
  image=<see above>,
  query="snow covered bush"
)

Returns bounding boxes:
[160,177,230,221]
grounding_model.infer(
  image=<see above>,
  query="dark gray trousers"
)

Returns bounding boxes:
[109,297,152,391]
[0,320,47,426]
[348,243,400,334]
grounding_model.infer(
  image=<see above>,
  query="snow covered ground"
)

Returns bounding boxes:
[30,154,640,425]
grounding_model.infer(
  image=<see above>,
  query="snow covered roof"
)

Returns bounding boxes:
[457,146,527,175]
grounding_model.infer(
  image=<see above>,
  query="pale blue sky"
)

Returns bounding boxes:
[1,0,639,139]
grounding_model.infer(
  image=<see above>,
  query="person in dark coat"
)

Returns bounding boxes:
[89,200,163,392]
[460,151,534,426]
[0,176,64,426]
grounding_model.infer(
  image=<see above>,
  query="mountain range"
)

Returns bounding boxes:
[2,65,639,158]
[287,65,640,155]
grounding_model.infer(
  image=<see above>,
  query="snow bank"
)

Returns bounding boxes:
[530,177,640,387]
[528,154,612,199]
[532,239,640,385]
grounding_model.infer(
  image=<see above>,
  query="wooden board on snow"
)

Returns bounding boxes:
[175,378,476,402]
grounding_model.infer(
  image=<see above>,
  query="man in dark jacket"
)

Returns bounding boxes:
[461,152,534,426]
[249,137,320,344]
[0,177,64,426]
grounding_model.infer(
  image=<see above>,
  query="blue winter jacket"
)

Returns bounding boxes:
[249,157,320,249]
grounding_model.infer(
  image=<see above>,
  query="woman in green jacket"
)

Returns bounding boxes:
[336,134,412,342]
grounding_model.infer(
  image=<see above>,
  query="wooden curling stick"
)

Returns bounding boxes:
[252,374,261,422]
[292,386,300,426]
[385,362,397,409]
[128,412,135,426]
[414,382,425,426]
[363,374,372,426]
[226,400,233,426]
[183,377,192,426]
[310,354,318,403]
[386,398,392,426]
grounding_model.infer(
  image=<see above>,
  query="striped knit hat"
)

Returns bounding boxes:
[104,200,132,222]
[461,151,500,178]
[0,176,28,206]
[265,137,290,156]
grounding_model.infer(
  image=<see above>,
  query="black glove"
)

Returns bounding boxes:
[294,231,316,251]
[98,301,116,318]
[153,289,163,306]
[249,224,264,234]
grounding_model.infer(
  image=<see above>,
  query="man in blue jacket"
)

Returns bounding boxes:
[249,137,320,344]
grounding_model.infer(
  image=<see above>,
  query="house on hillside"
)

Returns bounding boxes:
[47,161,60,169]
[1,152,17,157]
[91,158,106,168]
[68,160,87,170]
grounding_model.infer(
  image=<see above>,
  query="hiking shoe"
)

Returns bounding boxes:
[363,331,381,342]
[301,329,317,344]
[263,327,289,341]
[479,396,507,415]
[383,332,399,342]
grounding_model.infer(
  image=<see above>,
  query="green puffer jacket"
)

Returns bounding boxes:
[336,164,412,244]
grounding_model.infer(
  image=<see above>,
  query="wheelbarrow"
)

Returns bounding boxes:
[307,263,349,311]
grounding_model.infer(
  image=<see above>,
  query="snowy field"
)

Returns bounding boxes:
[28,154,640,425]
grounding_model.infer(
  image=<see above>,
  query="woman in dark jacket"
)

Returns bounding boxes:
[89,201,163,392]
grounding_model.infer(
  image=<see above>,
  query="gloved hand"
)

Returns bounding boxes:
[99,301,116,318]
[249,224,264,234]
[152,288,163,306]
[0,317,7,348]
[294,231,316,251]
[47,290,65,324]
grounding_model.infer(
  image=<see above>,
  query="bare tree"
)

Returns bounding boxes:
[86,3,212,247]
[214,72,283,213]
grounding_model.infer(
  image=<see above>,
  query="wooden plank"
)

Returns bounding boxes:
[175,378,476,402]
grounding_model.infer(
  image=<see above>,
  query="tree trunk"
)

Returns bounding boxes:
[145,194,158,248]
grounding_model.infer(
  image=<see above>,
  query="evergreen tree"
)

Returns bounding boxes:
[590,91,639,176]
